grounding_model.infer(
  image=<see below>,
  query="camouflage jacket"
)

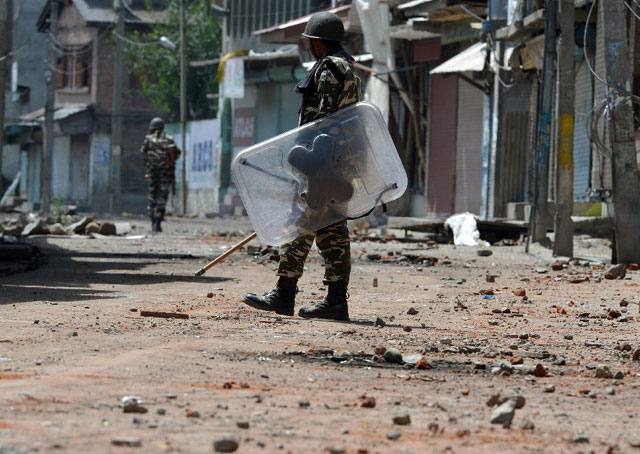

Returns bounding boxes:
[140,132,180,174]
[299,52,362,126]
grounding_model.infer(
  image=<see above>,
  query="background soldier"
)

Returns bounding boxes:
[140,117,181,233]
[243,11,362,321]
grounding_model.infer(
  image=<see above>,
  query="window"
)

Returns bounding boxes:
[56,43,91,91]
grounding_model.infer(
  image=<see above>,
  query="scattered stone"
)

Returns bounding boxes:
[299,400,310,408]
[416,358,431,370]
[407,307,418,315]
[383,348,403,364]
[633,349,640,362]
[111,438,142,447]
[22,220,49,236]
[207,292,214,298]
[237,421,250,429]
[628,263,639,271]
[486,394,502,407]
[360,396,376,408]
[366,253,381,261]
[65,216,92,234]
[608,309,622,319]
[186,409,200,418]
[551,261,565,271]
[326,448,345,454]
[156,408,166,415]
[595,365,613,379]
[564,334,573,340]
[372,277,378,288]
[121,396,147,414]
[620,299,630,307]
[392,414,411,425]
[213,436,239,453]
[628,436,640,447]
[374,317,385,327]
[536,268,549,274]
[520,415,535,431]
[486,273,496,283]
[605,387,615,395]
[99,222,117,236]
[543,384,556,393]
[606,264,626,280]
[573,433,589,444]
[85,222,100,234]
[513,289,526,297]
[48,223,67,235]
[614,371,624,379]
[556,306,567,315]
[402,326,412,332]
[490,399,517,427]
[617,316,628,323]
[165,393,178,399]
[511,356,523,365]
[532,364,548,378]
[386,432,401,441]
[374,346,386,356]
[477,249,493,257]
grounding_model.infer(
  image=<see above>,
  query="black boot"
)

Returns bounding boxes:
[299,282,349,321]
[155,219,163,232]
[151,219,158,232]
[242,277,297,316]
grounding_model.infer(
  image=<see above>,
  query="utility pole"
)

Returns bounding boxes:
[179,0,187,215]
[110,0,124,215]
[42,0,58,212]
[601,1,640,264]
[553,0,574,257]
[0,0,8,195]
[530,0,557,243]
[487,39,503,219]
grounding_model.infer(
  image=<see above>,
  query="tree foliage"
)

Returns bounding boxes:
[124,0,222,121]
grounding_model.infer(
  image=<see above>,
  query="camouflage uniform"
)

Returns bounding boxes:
[278,50,362,285]
[140,131,180,222]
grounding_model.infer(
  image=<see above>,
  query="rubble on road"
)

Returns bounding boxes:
[0,212,132,239]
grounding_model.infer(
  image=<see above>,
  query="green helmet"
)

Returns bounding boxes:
[301,11,344,42]
[149,117,165,130]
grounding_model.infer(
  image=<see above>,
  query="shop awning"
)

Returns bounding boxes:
[20,104,90,122]
[430,42,486,74]
[430,42,519,75]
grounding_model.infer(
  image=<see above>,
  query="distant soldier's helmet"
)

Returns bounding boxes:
[149,117,165,130]
[301,11,344,42]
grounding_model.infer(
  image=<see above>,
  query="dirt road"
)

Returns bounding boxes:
[1,216,638,453]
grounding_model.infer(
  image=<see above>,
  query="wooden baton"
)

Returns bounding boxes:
[194,232,258,276]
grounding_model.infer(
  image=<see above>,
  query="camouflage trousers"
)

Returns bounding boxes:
[147,172,172,221]
[277,220,351,285]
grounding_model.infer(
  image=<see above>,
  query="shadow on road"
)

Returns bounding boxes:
[0,243,233,305]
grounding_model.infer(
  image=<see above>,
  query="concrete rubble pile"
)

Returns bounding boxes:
[0,212,132,239]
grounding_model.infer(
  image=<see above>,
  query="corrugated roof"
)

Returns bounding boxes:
[253,5,351,36]
[430,42,486,74]
[20,104,90,122]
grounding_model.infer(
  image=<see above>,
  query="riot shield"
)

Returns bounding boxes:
[231,102,407,246]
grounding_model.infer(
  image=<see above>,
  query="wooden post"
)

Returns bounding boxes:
[601,1,640,264]
[553,0,574,257]
[531,0,557,242]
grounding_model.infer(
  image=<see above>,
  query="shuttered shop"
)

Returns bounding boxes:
[454,77,484,214]
[573,62,593,200]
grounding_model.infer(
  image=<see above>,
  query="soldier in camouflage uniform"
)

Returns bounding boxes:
[243,11,362,321]
[140,117,181,233]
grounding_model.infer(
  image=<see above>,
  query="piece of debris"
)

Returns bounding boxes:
[373,277,378,287]
[605,264,626,280]
[595,365,614,379]
[383,348,403,364]
[486,272,496,283]
[513,289,526,297]
[111,438,142,447]
[633,349,640,362]
[213,436,239,453]
[386,431,401,441]
[374,317,385,327]
[360,395,376,408]
[236,421,250,429]
[407,307,418,315]
[490,399,517,427]
[393,414,411,425]
[22,219,49,236]
[573,433,589,444]
[543,384,555,393]
[416,358,432,370]
[477,249,493,257]
[121,396,147,414]
[532,364,548,378]
[140,311,189,320]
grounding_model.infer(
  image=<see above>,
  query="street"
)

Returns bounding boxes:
[1,216,638,453]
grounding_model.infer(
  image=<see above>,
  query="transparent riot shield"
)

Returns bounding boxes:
[231,102,407,246]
